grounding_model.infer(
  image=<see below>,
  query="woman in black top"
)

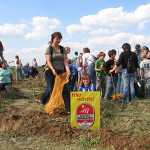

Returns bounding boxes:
[110,43,140,103]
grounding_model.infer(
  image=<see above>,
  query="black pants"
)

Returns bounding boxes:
[67,72,78,91]
[41,70,70,112]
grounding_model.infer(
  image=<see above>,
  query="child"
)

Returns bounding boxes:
[32,58,38,68]
[68,59,78,91]
[103,49,117,100]
[95,52,106,97]
[140,53,150,98]
[78,73,97,91]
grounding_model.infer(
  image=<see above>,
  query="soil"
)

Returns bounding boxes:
[0,105,150,150]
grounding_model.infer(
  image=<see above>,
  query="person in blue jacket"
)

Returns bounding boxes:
[78,73,97,91]
[68,59,78,91]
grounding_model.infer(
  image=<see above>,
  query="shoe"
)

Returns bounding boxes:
[104,97,109,101]
[35,99,43,105]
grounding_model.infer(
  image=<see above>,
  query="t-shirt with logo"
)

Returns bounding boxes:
[140,59,150,79]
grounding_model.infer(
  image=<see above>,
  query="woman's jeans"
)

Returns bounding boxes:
[15,66,24,81]
[116,72,123,94]
[145,79,150,98]
[105,74,118,99]
[88,63,96,86]
[122,69,136,103]
[40,70,70,112]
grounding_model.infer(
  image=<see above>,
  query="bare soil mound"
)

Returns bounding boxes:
[0,106,150,150]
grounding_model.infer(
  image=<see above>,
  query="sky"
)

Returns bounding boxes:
[0,0,150,66]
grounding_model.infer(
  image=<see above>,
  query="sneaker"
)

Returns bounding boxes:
[35,99,43,105]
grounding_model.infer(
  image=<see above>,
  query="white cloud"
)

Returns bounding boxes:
[0,24,26,39]
[90,28,114,36]
[25,17,60,40]
[67,3,150,34]
[67,24,90,34]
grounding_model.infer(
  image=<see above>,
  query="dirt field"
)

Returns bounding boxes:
[0,74,150,150]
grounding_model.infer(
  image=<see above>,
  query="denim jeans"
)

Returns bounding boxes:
[116,72,123,94]
[105,74,118,99]
[122,69,136,103]
[15,66,24,81]
[88,63,96,86]
[40,70,70,111]
[146,79,150,98]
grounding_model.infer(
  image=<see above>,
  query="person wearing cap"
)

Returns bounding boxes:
[134,44,143,66]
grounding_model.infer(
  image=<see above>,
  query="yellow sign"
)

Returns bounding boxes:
[71,91,100,130]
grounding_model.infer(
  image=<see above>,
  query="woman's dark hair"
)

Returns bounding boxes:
[81,73,91,86]
[0,41,4,51]
[51,32,62,43]
[108,49,116,57]
[122,43,131,51]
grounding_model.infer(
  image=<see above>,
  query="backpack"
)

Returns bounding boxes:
[126,52,136,73]
[50,45,64,60]
[44,45,64,72]
[134,79,146,98]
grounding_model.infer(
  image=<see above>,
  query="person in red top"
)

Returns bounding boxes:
[77,53,83,85]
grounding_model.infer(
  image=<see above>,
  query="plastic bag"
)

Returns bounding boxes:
[45,72,69,115]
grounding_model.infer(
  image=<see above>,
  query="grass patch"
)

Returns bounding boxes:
[2,97,14,106]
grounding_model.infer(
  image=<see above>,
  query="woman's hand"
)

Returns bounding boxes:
[66,69,71,76]
[52,69,56,75]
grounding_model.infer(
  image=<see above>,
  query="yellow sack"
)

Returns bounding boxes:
[45,72,69,115]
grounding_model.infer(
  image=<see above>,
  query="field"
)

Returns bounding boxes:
[0,67,150,150]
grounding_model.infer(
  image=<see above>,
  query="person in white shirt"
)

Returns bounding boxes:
[32,58,38,68]
[140,53,150,98]
[82,47,96,86]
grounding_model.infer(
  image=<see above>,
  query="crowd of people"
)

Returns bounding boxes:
[0,41,40,93]
[35,32,150,113]
[1,31,150,113]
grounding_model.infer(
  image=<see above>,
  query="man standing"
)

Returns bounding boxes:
[82,47,96,86]
[134,44,143,66]
[72,51,79,69]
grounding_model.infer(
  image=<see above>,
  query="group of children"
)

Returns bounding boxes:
[68,46,150,102]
